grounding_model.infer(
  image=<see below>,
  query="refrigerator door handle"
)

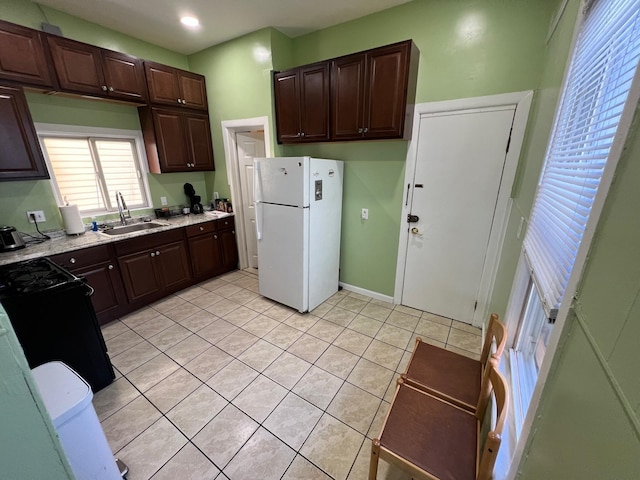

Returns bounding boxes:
[254,160,263,240]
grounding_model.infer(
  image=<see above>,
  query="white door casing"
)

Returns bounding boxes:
[394,92,533,326]
[236,131,265,269]
[221,116,272,270]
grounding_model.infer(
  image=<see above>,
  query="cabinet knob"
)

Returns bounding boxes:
[177,98,182,104]
[109,86,114,92]
[101,85,107,91]
[70,258,76,264]
[363,127,369,133]
[108,264,114,270]
[358,128,363,134]
[182,99,187,105]
[156,250,161,256]
[150,252,155,257]
[214,235,218,239]
[300,132,305,137]
[296,132,301,137]
[199,226,204,231]
[232,230,235,234]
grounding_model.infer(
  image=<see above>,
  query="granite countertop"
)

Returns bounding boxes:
[0,211,233,266]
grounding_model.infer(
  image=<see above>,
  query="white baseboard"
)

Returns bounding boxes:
[339,282,395,304]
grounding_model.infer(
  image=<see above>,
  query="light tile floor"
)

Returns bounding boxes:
[96,269,482,480]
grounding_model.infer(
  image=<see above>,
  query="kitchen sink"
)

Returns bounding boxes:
[100,222,167,236]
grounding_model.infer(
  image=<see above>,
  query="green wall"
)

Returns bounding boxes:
[280,0,555,295]
[0,305,74,480]
[0,0,207,234]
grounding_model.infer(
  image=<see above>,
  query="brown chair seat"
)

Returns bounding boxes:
[403,313,506,412]
[379,382,477,480]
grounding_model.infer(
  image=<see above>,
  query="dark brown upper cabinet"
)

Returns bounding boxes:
[47,36,147,102]
[0,20,56,88]
[0,84,49,181]
[331,40,418,141]
[139,107,214,174]
[144,61,208,111]
[274,62,330,144]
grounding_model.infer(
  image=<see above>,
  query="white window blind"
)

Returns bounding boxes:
[523,0,640,315]
[43,136,148,214]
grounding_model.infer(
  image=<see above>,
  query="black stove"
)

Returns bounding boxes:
[0,258,80,296]
[0,257,114,392]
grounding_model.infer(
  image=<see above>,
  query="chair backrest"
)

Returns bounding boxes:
[476,361,509,480]
[480,313,507,366]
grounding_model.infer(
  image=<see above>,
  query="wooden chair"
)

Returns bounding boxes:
[369,360,508,480]
[401,313,506,412]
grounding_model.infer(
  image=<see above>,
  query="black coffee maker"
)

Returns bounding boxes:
[183,183,204,214]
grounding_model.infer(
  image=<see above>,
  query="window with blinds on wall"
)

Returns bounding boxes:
[42,136,149,214]
[510,0,640,435]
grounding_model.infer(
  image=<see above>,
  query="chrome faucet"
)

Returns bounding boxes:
[116,191,131,225]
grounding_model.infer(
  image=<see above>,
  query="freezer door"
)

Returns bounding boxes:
[257,203,309,312]
[254,157,309,207]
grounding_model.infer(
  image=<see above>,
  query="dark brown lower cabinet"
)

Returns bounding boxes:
[219,219,239,271]
[116,229,192,306]
[187,217,238,279]
[49,245,127,326]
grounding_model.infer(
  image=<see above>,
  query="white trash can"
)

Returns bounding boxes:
[32,361,121,480]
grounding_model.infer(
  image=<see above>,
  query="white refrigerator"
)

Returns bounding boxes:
[254,156,344,313]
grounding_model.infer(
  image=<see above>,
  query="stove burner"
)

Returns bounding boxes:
[0,258,79,296]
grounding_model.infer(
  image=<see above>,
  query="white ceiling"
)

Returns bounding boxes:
[36,0,413,55]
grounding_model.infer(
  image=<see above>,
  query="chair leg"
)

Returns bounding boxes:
[369,439,381,480]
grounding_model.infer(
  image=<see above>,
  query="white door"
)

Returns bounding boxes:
[402,107,515,323]
[236,131,265,269]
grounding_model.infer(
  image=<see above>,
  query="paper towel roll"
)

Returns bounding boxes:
[60,204,85,235]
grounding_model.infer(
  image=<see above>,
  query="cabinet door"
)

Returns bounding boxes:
[331,53,366,140]
[188,233,223,279]
[179,71,208,110]
[299,63,330,142]
[364,42,410,139]
[152,109,190,172]
[0,21,54,87]
[144,61,181,106]
[0,85,49,181]
[47,36,106,96]
[185,113,215,171]
[118,250,162,303]
[101,50,147,102]
[75,261,127,325]
[155,241,192,291]
[219,227,239,272]
[274,70,301,143]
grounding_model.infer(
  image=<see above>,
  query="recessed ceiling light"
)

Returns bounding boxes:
[180,16,200,28]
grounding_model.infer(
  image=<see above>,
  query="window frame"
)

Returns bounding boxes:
[35,123,152,216]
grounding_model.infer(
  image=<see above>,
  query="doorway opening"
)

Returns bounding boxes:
[221,116,272,271]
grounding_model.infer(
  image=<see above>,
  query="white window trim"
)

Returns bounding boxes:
[35,123,152,215]
[505,4,640,480]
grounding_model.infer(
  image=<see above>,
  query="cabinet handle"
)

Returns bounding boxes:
[199,226,204,231]
[101,85,107,91]
[150,252,155,257]
[363,127,369,133]
[108,264,114,270]
[70,258,76,264]
[156,250,161,256]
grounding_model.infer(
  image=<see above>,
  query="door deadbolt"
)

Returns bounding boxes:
[407,214,419,223]
[411,227,419,234]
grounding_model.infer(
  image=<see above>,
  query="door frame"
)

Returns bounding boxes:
[393,91,533,326]
[221,116,272,270]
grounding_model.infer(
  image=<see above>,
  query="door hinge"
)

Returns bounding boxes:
[474,301,478,311]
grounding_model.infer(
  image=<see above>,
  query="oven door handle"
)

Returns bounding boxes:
[84,283,95,297]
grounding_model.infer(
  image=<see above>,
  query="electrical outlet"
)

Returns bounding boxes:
[361,208,369,220]
[27,210,46,223]
[160,196,168,206]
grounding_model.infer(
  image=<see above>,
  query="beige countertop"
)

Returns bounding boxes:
[0,211,233,266]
